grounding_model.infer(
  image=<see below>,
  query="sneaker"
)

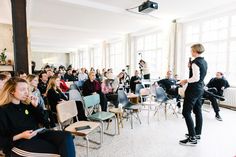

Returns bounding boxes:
[215,114,223,121]
[185,134,201,140]
[179,137,197,146]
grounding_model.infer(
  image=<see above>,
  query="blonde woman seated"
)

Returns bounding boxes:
[0,77,75,157]
[46,76,68,113]
[26,74,45,109]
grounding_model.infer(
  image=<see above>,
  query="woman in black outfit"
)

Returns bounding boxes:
[179,44,207,146]
[46,76,68,113]
[0,77,75,157]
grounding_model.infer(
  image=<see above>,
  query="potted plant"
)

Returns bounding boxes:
[0,48,7,65]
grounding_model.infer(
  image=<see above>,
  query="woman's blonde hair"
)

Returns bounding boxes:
[26,74,39,93]
[191,43,205,54]
[46,75,61,96]
[0,77,28,106]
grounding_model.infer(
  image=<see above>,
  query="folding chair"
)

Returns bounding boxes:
[57,100,102,157]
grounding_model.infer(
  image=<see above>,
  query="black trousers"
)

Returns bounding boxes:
[98,92,108,111]
[203,89,220,114]
[10,130,75,157]
[182,86,204,137]
[106,93,119,108]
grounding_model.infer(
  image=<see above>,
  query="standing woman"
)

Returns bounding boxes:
[179,43,207,146]
[46,76,68,113]
[0,77,75,157]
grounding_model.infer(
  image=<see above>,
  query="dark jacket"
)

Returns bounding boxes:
[0,102,48,154]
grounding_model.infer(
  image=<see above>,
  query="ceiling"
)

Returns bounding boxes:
[1,0,236,52]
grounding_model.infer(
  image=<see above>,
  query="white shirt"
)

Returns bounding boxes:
[188,63,200,83]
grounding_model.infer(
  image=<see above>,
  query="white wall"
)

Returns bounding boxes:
[0,23,14,63]
[31,52,70,70]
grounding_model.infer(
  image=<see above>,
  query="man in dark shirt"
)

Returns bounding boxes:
[82,71,108,111]
[203,72,230,121]
[38,71,48,97]
[130,70,141,93]
[64,69,75,82]
[157,71,181,109]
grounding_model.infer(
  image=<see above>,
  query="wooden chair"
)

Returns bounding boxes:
[56,100,102,157]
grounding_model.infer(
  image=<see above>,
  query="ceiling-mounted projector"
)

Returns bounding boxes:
[138,0,158,13]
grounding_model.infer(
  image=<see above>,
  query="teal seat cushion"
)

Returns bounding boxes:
[88,112,115,121]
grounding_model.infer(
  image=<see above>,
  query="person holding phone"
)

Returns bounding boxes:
[0,77,75,157]
[179,44,207,146]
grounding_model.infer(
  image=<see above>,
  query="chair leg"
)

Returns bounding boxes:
[165,103,167,120]
[136,112,141,124]
[131,112,133,129]
[148,105,150,124]
[85,136,89,157]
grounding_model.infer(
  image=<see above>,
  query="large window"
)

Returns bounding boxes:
[183,13,236,86]
[78,49,90,68]
[109,42,124,75]
[93,46,102,69]
[134,31,167,79]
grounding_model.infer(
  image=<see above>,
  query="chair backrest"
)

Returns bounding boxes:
[155,87,168,102]
[56,100,78,123]
[70,84,78,90]
[135,84,144,95]
[83,94,100,108]
[140,88,150,96]
[118,89,129,106]
[69,89,83,101]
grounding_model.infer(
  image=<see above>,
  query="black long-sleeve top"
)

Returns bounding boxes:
[130,76,141,93]
[47,88,68,112]
[207,77,230,96]
[0,102,48,154]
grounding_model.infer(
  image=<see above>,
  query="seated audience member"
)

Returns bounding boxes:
[46,69,54,79]
[112,72,125,92]
[96,69,103,83]
[90,67,95,72]
[17,71,27,80]
[26,74,45,109]
[78,68,88,81]
[82,71,108,111]
[38,71,48,98]
[64,69,74,82]
[0,74,9,90]
[130,70,141,93]
[46,76,68,113]
[54,72,69,93]
[0,72,12,80]
[107,68,114,79]
[157,70,181,110]
[0,77,75,157]
[72,70,78,81]
[203,72,230,121]
[101,79,119,108]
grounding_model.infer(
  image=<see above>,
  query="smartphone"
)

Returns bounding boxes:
[33,127,46,134]
[75,125,91,131]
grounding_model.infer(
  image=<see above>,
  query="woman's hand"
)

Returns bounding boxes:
[30,95,39,108]
[13,130,37,141]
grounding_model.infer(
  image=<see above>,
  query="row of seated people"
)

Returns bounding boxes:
[0,68,134,156]
[153,70,230,121]
[0,76,75,157]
